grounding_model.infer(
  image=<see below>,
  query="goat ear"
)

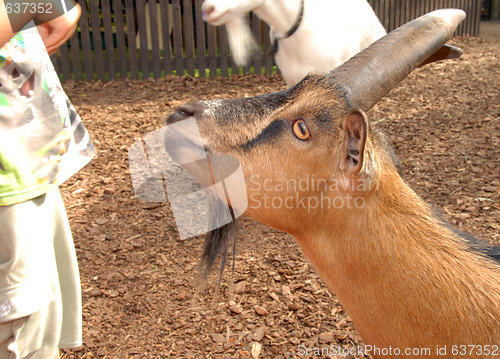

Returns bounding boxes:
[340,110,368,177]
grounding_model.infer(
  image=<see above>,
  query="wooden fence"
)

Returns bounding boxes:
[51,0,482,82]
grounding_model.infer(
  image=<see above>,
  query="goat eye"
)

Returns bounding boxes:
[292,120,311,141]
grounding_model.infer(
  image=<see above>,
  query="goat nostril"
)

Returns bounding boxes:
[166,104,199,125]
[176,106,195,118]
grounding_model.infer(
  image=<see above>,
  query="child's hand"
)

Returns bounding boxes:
[36,3,81,55]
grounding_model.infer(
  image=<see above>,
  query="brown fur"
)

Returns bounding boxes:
[295,143,500,358]
[168,74,500,358]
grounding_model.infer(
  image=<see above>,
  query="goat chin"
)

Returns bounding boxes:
[225,16,257,66]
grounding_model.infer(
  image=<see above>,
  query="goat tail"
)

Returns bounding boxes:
[225,15,257,66]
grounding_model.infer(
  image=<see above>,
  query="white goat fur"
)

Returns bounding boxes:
[202,0,387,86]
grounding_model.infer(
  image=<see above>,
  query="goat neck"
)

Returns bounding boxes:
[296,148,500,354]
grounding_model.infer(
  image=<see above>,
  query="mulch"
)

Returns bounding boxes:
[59,34,499,358]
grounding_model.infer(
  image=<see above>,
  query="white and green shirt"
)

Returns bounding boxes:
[0,27,95,206]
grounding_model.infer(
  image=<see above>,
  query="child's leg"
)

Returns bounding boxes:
[0,295,61,358]
[0,188,81,358]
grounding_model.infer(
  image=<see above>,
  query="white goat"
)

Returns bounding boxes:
[201,0,387,86]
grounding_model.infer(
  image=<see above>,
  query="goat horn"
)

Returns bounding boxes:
[328,9,466,111]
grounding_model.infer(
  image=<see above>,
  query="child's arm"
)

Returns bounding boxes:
[0,0,17,47]
[0,0,80,52]
[36,3,80,54]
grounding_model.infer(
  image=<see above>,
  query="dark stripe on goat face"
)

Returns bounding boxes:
[240,119,288,151]
[201,75,343,134]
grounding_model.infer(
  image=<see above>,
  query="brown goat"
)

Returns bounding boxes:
[165,10,500,359]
